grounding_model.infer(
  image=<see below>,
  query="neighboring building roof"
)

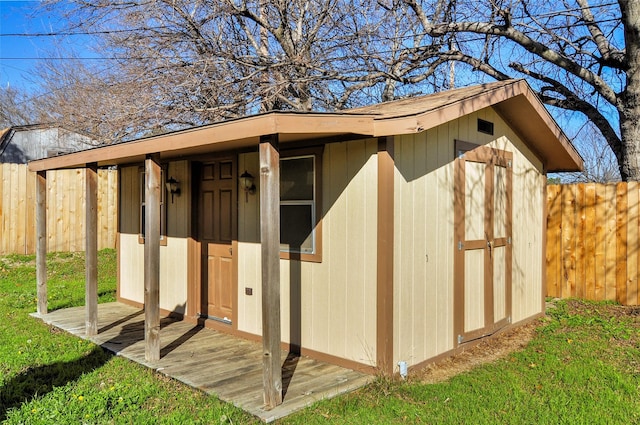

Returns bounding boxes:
[1,124,96,163]
[29,79,583,172]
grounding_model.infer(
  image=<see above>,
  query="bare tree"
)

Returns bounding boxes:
[32,56,171,143]
[564,123,621,183]
[42,1,352,116]
[395,1,638,181]
[36,0,453,141]
[0,85,37,127]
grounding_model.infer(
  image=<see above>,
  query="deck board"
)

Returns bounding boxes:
[32,302,373,422]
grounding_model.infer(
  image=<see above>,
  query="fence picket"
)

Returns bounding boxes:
[561,185,576,299]
[575,184,586,299]
[626,182,638,307]
[594,184,606,300]
[604,185,617,301]
[615,183,628,305]
[546,185,562,298]
[0,163,117,255]
[547,182,639,306]
[584,184,596,300]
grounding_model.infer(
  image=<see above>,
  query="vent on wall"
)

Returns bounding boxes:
[477,118,494,135]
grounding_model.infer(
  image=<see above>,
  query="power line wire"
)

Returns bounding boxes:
[0,15,622,62]
[0,1,620,40]
[0,26,169,37]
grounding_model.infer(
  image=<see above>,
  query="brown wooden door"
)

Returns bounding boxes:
[454,145,512,345]
[198,158,237,323]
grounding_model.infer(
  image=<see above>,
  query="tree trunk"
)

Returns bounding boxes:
[618,107,640,181]
[619,0,640,181]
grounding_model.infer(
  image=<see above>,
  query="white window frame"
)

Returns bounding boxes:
[280,154,316,255]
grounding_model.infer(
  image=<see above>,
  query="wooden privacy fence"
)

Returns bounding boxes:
[0,163,118,255]
[547,183,640,306]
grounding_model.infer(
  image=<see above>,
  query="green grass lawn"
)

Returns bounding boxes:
[1,250,638,424]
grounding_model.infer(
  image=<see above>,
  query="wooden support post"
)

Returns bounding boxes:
[85,163,98,336]
[260,134,283,409]
[144,153,161,362]
[376,136,394,376]
[36,170,47,315]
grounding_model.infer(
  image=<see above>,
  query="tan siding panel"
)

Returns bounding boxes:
[394,129,456,366]
[412,133,428,362]
[159,238,188,314]
[119,232,145,303]
[393,106,544,367]
[166,160,189,238]
[120,166,139,235]
[236,142,378,366]
[501,130,545,322]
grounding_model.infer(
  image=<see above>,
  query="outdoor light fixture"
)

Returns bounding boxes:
[165,176,180,203]
[239,170,256,202]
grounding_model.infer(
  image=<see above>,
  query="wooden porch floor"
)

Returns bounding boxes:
[32,302,373,423]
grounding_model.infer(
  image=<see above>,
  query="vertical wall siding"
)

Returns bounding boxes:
[237,140,379,366]
[119,166,144,304]
[119,233,144,303]
[393,107,545,368]
[393,128,455,367]
[118,162,190,314]
[488,114,545,324]
[237,152,261,330]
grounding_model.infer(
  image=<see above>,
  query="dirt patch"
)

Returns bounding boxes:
[563,298,640,319]
[415,299,640,384]
[415,320,540,384]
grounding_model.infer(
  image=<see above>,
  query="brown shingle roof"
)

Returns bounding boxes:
[28,79,582,172]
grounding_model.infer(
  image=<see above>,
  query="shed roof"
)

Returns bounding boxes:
[29,79,582,172]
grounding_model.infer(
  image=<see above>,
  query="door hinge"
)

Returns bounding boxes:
[508,160,512,168]
[458,241,464,251]
[507,237,511,245]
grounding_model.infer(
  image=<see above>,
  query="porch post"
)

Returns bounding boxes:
[144,153,161,362]
[376,136,395,376]
[85,163,98,336]
[259,134,283,408]
[36,170,47,315]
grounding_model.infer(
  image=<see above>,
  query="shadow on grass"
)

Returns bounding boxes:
[0,346,112,421]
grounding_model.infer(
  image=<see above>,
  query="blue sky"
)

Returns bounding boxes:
[0,0,93,93]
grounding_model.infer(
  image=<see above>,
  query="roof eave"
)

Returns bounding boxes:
[371,79,583,173]
[28,112,375,172]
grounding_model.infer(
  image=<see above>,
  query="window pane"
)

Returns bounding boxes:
[281,157,313,201]
[280,204,313,253]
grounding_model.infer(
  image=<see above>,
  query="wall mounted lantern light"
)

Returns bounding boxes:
[166,176,181,203]
[239,170,256,202]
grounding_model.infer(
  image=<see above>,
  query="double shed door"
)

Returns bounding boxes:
[198,158,237,323]
[454,144,513,345]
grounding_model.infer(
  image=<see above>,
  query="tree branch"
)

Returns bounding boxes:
[576,0,626,68]
[403,1,620,108]
[510,62,623,163]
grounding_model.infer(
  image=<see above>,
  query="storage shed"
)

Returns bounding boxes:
[29,79,582,407]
